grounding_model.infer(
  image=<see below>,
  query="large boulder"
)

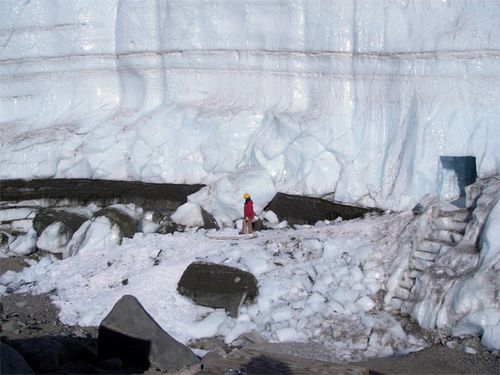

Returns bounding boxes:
[264,192,377,225]
[177,262,258,317]
[93,207,137,239]
[97,295,199,372]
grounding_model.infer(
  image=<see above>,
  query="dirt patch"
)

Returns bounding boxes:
[357,345,499,374]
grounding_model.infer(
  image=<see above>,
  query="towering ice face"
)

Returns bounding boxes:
[1,0,499,210]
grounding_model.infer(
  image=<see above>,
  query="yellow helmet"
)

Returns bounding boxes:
[243,193,250,199]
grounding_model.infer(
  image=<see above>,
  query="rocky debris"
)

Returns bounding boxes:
[0,293,99,374]
[93,207,137,239]
[0,342,35,374]
[32,208,88,237]
[177,262,258,317]
[98,294,200,372]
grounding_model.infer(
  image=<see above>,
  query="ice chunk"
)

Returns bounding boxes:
[276,327,302,342]
[37,222,71,253]
[271,305,293,323]
[139,218,161,234]
[301,238,323,257]
[244,252,268,276]
[9,229,37,256]
[322,240,344,259]
[356,296,376,312]
[263,210,279,225]
[64,217,120,257]
[171,202,204,227]
[188,310,228,340]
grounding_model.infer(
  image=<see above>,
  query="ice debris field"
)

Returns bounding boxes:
[1,178,500,359]
[1,209,426,361]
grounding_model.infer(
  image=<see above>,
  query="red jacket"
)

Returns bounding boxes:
[244,199,254,220]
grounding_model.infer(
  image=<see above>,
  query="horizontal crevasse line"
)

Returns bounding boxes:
[1,55,499,81]
[1,68,498,81]
[1,48,500,66]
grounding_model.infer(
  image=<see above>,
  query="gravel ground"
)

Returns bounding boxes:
[1,257,499,375]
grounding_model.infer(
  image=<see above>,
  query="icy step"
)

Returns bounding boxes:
[398,277,415,290]
[389,297,403,310]
[428,229,463,244]
[414,250,437,261]
[393,286,410,300]
[408,269,421,278]
[410,257,434,271]
[419,239,448,254]
[432,217,468,233]
[437,208,470,222]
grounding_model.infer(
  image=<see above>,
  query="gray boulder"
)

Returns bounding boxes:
[97,295,199,372]
[0,342,35,374]
[200,207,219,230]
[93,207,137,238]
[177,262,258,317]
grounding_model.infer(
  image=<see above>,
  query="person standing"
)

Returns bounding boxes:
[241,193,255,234]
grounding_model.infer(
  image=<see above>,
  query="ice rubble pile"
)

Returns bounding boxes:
[1,178,499,355]
[0,207,427,361]
[1,0,499,210]
[385,177,500,350]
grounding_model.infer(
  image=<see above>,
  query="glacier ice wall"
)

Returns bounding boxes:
[1,0,499,210]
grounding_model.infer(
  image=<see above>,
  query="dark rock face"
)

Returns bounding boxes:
[265,192,378,225]
[0,342,35,374]
[177,262,258,318]
[32,208,88,237]
[97,295,199,372]
[93,207,137,239]
[0,179,204,212]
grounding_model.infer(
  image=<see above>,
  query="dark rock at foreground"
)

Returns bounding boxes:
[97,295,199,372]
[0,342,35,374]
[177,262,258,317]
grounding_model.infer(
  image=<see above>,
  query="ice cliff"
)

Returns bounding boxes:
[1,0,499,210]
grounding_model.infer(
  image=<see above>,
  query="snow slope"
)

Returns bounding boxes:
[1,0,499,210]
